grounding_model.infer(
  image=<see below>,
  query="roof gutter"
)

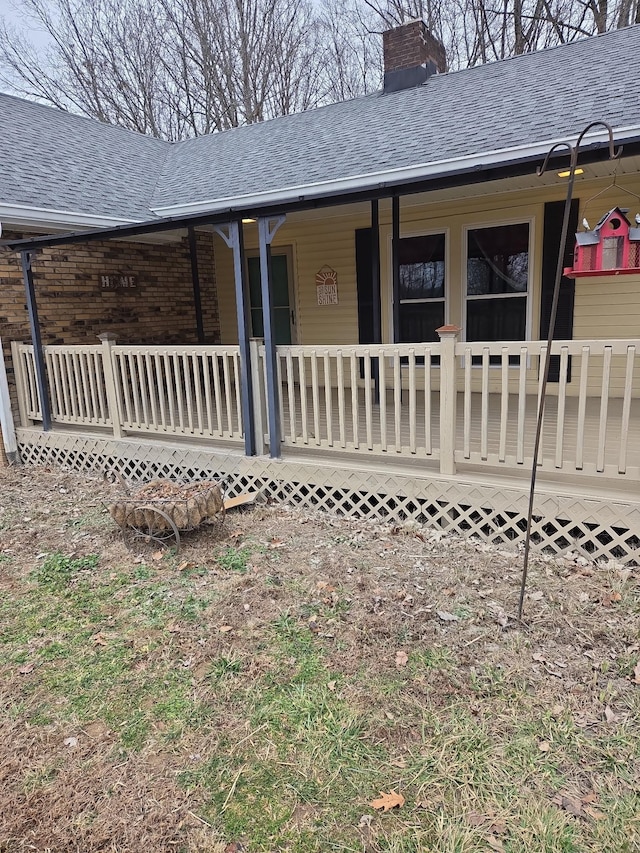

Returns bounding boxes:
[0,202,143,231]
[151,124,640,218]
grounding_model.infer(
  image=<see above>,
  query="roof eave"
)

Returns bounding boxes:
[0,202,146,233]
[151,125,640,218]
[4,126,640,253]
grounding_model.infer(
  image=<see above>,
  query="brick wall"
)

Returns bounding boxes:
[0,229,220,463]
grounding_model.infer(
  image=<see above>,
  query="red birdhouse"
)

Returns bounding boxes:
[564,207,640,278]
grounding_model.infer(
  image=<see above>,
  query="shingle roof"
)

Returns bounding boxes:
[153,24,640,211]
[0,93,169,220]
[2,24,640,224]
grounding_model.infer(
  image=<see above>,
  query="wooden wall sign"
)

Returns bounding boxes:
[100,273,138,290]
[315,266,338,305]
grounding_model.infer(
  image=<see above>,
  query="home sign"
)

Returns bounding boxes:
[100,273,138,290]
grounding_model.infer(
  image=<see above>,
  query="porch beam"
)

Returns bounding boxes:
[187,226,205,344]
[391,195,401,343]
[213,221,256,456]
[20,251,51,432]
[258,215,286,459]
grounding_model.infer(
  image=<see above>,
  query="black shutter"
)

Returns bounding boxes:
[540,199,579,382]
[355,228,374,344]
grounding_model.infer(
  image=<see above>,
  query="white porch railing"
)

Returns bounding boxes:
[9,334,640,481]
[270,343,441,459]
[456,339,640,478]
[111,344,242,439]
[11,341,244,443]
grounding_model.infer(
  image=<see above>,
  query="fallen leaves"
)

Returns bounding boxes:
[91,632,108,647]
[551,790,605,821]
[369,790,405,812]
[395,650,409,668]
[601,590,622,607]
[633,661,640,685]
[18,662,35,675]
[436,610,459,622]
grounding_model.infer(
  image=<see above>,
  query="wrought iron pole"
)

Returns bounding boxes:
[518,122,621,620]
[258,216,286,459]
[371,199,381,404]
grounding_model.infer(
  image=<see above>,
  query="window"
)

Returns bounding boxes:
[466,222,529,343]
[398,233,445,342]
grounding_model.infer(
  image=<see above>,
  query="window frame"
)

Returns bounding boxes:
[390,226,450,344]
[462,216,534,350]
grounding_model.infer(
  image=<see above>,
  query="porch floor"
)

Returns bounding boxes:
[278,387,640,479]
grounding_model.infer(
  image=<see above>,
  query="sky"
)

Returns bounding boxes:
[0,0,51,48]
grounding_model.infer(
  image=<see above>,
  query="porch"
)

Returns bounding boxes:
[6,333,640,563]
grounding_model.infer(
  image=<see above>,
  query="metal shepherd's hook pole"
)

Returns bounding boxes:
[517,121,622,621]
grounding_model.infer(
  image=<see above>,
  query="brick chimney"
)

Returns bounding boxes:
[383,19,447,93]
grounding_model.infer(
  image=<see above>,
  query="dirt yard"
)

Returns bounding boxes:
[0,464,638,852]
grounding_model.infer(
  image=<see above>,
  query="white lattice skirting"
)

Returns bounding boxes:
[15,427,640,564]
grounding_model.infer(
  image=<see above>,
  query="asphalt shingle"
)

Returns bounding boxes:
[2,24,640,222]
[154,25,640,211]
[0,93,169,220]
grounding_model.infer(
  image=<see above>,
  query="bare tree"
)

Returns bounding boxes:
[0,0,177,137]
[0,0,329,138]
[1,0,639,141]
[317,0,382,100]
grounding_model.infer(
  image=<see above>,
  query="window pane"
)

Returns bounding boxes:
[467,296,526,342]
[250,307,264,338]
[399,302,444,343]
[399,234,445,299]
[467,224,529,295]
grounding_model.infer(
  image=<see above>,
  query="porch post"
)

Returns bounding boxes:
[187,226,206,344]
[249,337,267,455]
[371,199,381,403]
[20,251,51,431]
[11,341,30,427]
[213,221,256,457]
[391,195,401,343]
[436,324,460,476]
[98,333,123,439]
[258,215,286,459]
[0,337,19,464]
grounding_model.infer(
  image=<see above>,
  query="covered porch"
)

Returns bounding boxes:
[3,125,640,564]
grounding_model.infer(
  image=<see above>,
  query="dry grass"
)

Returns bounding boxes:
[0,464,638,852]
